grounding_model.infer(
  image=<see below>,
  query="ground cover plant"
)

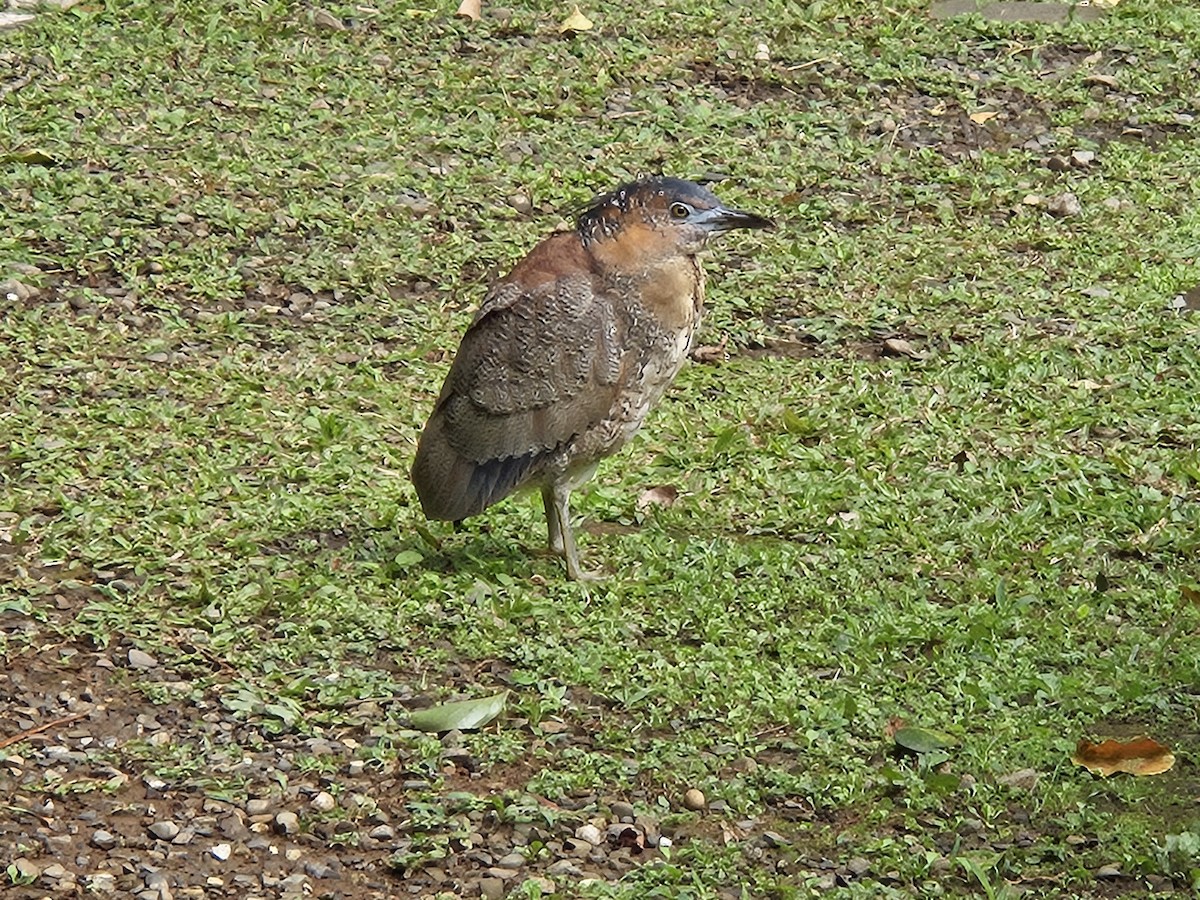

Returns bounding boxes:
[2,0,1199,896]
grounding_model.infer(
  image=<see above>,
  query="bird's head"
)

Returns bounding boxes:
[578,177,774,263]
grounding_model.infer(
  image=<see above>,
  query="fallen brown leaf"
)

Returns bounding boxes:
[312,7,346,29]
[456,0,481,20]
[637,485,679,511]
[691,334,729,364]
[1071,736,1175,777]
[559,4,593,32]
[969,110,999,125]
[882,337,924,359]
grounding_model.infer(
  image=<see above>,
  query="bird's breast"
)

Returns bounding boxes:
[636,255,705,334]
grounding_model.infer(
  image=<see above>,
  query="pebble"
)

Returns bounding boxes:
[610,801,635,821]
[847,856,871,876]
[683,788,706,811]
[1048,192,1082,217]
[245,798,272,816]
[496,852,525,869]
[149,821,180,840]
[0,278,38,301]
[304,861,337,879]
[1097,864,1121,878]
[998,768,1039,790]
[575,824,602,845]
[274,811,301,835]
[91,829,117,850]
[310,791,336,813]
[479,878,506,900]
[210,843,231,861]
[128,648,158,669]
[368,824,395,840]
[90,872,118,893]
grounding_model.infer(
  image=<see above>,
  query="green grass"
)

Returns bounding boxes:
[3,0,1200,895]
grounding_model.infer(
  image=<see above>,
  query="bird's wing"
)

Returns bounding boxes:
[436,273,626,463]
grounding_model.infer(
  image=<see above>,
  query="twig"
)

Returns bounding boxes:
[0,712,88,750]
[784,57,832,72]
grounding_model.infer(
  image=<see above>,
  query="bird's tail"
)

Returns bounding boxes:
[411,412,541,521]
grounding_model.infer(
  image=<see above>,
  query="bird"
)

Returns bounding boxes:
[411,176,773,579]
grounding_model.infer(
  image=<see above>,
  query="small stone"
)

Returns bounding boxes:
[1071,149,1096,167]
[507,192,533,215]
[91,829,117,850]
[245,798,271,816]
[847,857,870,876]
[547,859,581,876]
[479,878,505,900]
[210,843,231,861]
[368,824,395,840]
[683,788,706,810]
[522,877,555,894]
[149,821,180,840]
[496,852,525,869]
[1048,192,1082,218]
[575,824,602,845]
[305,862,337,879]
[610,801,635,821]
[274,811,301,835]
[1097,864,1121,878]
[347,760,365,776]
[1,279,38,301]
[998,768,1039,791]
[310,790,336,813]
[90,872,117,893]
[128,648,158,669]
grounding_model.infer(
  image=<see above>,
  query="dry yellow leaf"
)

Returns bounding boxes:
[456,0,481,21]
[969,110,999,125]
[1071,737,1175,778]
[559,5,594,33]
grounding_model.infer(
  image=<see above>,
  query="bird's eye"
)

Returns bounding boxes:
[669,202,690,219]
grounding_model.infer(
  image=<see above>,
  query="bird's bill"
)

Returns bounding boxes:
[699,205,776,232]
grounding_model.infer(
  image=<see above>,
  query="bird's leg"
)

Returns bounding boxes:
[544,481,599,581]
[542,485,565,556]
